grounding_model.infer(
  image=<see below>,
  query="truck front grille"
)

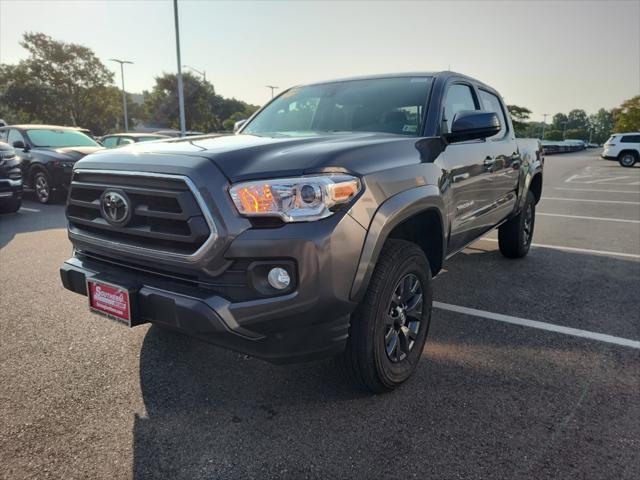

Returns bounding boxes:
[67,170,215,257]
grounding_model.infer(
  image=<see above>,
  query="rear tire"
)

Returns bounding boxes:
[618,151,638,168]
[340,239,433,393]
[498,190,535,259]
[0,198,21,213]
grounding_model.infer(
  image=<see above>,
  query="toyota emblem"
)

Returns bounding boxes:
[100,190,131,226]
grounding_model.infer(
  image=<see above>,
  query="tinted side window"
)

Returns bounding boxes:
[443,84,477,133]
[7,129,25,146]
[621,135,640,143]
[479,89,507,139]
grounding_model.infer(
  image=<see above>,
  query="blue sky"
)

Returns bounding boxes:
[1,0,639,119]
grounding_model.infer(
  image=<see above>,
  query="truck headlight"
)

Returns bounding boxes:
[229,174,361,222]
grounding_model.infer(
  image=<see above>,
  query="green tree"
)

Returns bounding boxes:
[588,108,615,144]
[613,96,640,133]
[143,72,219,131]
[507,105,531,137]
[551,113,568,130]
[544,130,563,141]
[566,109,589,130]
[0,33,120,134]
[564,129,589,141]
[143,72,259,132]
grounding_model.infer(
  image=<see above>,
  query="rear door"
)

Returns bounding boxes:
[438,82,495,254]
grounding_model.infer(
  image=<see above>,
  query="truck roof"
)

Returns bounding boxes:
[302,71,492,89]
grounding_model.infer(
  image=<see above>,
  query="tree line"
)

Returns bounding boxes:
[0,33,259,135]
[508,96,639,144]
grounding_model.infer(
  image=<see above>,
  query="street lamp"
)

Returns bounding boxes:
[266,85,279,99]
[173,0,186,137]
[541,113,549,140]
[183,64,206,82]
[562,121,568,140]
[109,58,133,132]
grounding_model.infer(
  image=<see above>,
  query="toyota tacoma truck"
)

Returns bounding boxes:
[60,72,543,392]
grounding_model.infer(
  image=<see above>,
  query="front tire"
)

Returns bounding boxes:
[498,190,535,258]
[32,170,53,204]
[341,239,433,393]
[618,151,638,168]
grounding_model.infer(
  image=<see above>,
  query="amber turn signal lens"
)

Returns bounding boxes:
[329,180,359,202]
[236,185,275,213]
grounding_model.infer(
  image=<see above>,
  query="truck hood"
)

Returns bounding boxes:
[86,133,439,182]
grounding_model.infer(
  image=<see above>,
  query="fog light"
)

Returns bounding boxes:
[267,267,290,290]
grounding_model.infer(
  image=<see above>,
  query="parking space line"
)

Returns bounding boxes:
[433,301,640,349]
[20,207,40,213]
[554,187,640,194]
[537,213,640,224]
[584,177,631,184]
[542,197,640,205]
[479,238,640,259]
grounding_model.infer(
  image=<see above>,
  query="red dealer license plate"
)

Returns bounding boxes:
[87,279,133,326]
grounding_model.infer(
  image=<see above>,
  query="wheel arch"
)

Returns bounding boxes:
[529,172,543,204]
[349,185,446,303]
[618,149,639,159]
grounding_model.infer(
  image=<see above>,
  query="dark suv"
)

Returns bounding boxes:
[60,72,543,392]
[0,125,103,203]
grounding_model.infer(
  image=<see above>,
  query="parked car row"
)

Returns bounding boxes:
[541,139,587,155]
[0,125,178,208]
[0,125,104,204]
[98,132,169,148]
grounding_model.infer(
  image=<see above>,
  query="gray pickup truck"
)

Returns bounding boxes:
[60,72,543,392]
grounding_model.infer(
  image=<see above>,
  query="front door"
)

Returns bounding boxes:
[437,83,496,254]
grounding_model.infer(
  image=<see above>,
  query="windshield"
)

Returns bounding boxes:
[26,129,99,148]
[243,76,433,137]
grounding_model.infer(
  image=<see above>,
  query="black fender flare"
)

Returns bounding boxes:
[349,185,446,302]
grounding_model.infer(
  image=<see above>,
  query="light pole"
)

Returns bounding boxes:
[173,0,186,137]
[541,113,549,140]
[266,85,279,99]
[562,121,568,140]
[183,64,206,82]
[109,58,133,132]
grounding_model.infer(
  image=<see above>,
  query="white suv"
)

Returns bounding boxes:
[602,133,640,167]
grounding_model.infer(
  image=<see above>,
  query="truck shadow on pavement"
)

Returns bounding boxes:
[0,200,66,249]
[132,245,640,480]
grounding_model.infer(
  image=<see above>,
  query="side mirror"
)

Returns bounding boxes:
[233,119,247,133]
[445,111,500,143]
[12,140,29,151]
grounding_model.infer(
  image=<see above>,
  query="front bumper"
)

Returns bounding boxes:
[60,212,367,363]
[0,178,23,200]
[50,164,74,190]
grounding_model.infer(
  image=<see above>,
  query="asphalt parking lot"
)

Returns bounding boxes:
[1,149,639,480]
